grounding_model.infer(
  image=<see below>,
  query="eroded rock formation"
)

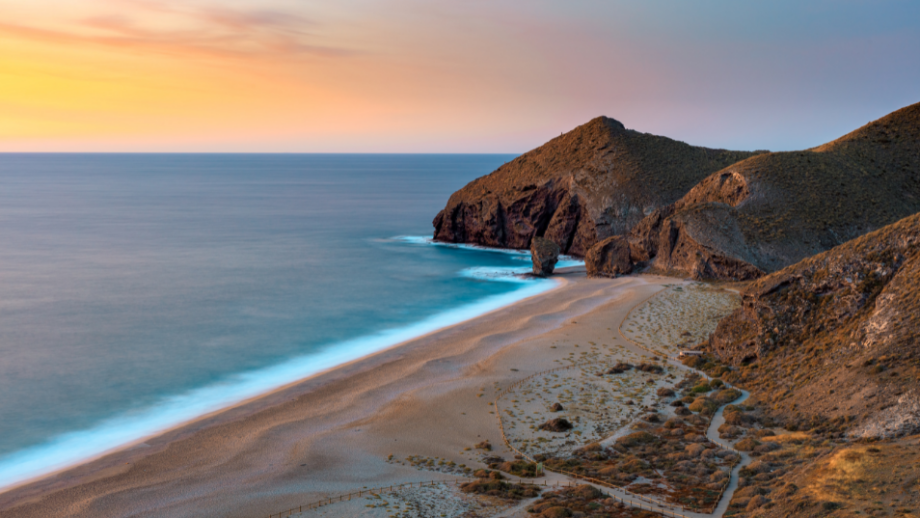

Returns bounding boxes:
[584,235,632,278]
[530,236,560,277]
[706,212,920,438]
[433,117,759,256]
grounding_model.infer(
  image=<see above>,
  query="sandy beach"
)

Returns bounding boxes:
[0,269,687,518]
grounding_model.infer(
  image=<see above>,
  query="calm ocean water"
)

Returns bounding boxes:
[0,154,579,489]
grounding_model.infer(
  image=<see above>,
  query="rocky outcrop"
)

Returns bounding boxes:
[433,116,760,256]
[706,212,920,437]
[530,237,560,277]
[637,203,764,281]
[585,236,632,278]
[849,391,920,439]
[627,102,920,280]
[539,418,574,432]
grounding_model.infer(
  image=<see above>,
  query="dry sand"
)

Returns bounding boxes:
[0,270,683,518]
[620,283,740,358]
[296,481,515,518]
[498,354,678,458]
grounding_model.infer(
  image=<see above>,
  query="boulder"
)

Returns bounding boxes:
[657,387,676,398]
[606,362,633,374]
[585,236,632,277]
[539,418,574,432]
[531,237,561,277]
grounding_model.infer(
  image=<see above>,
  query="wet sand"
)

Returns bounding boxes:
[0,270,677,518]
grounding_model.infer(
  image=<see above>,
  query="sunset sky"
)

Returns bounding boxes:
[1,0,918,152]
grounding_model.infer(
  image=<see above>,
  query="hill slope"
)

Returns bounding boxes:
[432,117,760,256]
[706,212,920,438]
[628,102,920,279]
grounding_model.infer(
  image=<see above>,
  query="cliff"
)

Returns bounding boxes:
[432,117,760,256]
[706,212,920,438]
[628,102,920,280]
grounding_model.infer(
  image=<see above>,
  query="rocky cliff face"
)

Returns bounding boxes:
[706,212,920,438]
[627,102,920,280]
[433,117,759,256]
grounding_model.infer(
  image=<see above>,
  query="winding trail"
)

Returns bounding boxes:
[495,281,753,518]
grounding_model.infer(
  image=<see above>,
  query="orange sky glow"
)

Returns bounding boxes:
[1,0,918,152]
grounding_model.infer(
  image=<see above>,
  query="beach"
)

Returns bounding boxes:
[0,269,690,518]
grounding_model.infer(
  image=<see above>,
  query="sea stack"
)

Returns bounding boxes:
[530,237,560,277]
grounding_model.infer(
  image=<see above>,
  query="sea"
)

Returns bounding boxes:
[0,154,582,490]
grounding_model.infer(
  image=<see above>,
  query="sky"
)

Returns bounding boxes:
[1,0,918,153]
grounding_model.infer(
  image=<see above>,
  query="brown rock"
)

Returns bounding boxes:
[585,236,632,277]
[632,202,764,281]
[705,211,920,438]
[606,362,633,374]
[531,237,560,277]
[627,102,920,280]
[539,418,573,432]
[433,116,760,256]
[657,387,676,398]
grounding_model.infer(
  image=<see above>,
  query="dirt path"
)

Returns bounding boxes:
[493,282,753,518]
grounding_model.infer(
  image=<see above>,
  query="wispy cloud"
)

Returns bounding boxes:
[1,0,356,59]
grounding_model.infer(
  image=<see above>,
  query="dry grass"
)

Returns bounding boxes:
[709,212,920,436]
[526,485,665,518]
[643,102,920,276]
[725,435,920,518]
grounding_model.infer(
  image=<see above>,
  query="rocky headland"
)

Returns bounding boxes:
[428,103,920,516]
[434,102,920,282]
[626,102,920,281]
[432,117,760,256]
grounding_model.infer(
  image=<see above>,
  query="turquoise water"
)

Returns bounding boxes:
[0,154,580,489]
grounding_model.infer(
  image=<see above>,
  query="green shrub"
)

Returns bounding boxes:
[691,382,713,394]
[689,397,719,415]
[616,431,657,448]
[712,388,743,405]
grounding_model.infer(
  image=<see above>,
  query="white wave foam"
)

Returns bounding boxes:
[459,259,584,283]
[394,235,530,258]
[394,236,585,268]
[0,261,561,492]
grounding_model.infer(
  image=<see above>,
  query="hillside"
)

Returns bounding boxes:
[628,102,920,280]
[432,117,760,256]
[706,212,920,439]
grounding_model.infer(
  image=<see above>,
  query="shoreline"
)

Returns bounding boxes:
[0,266,574,497]
[0,270,674,518]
